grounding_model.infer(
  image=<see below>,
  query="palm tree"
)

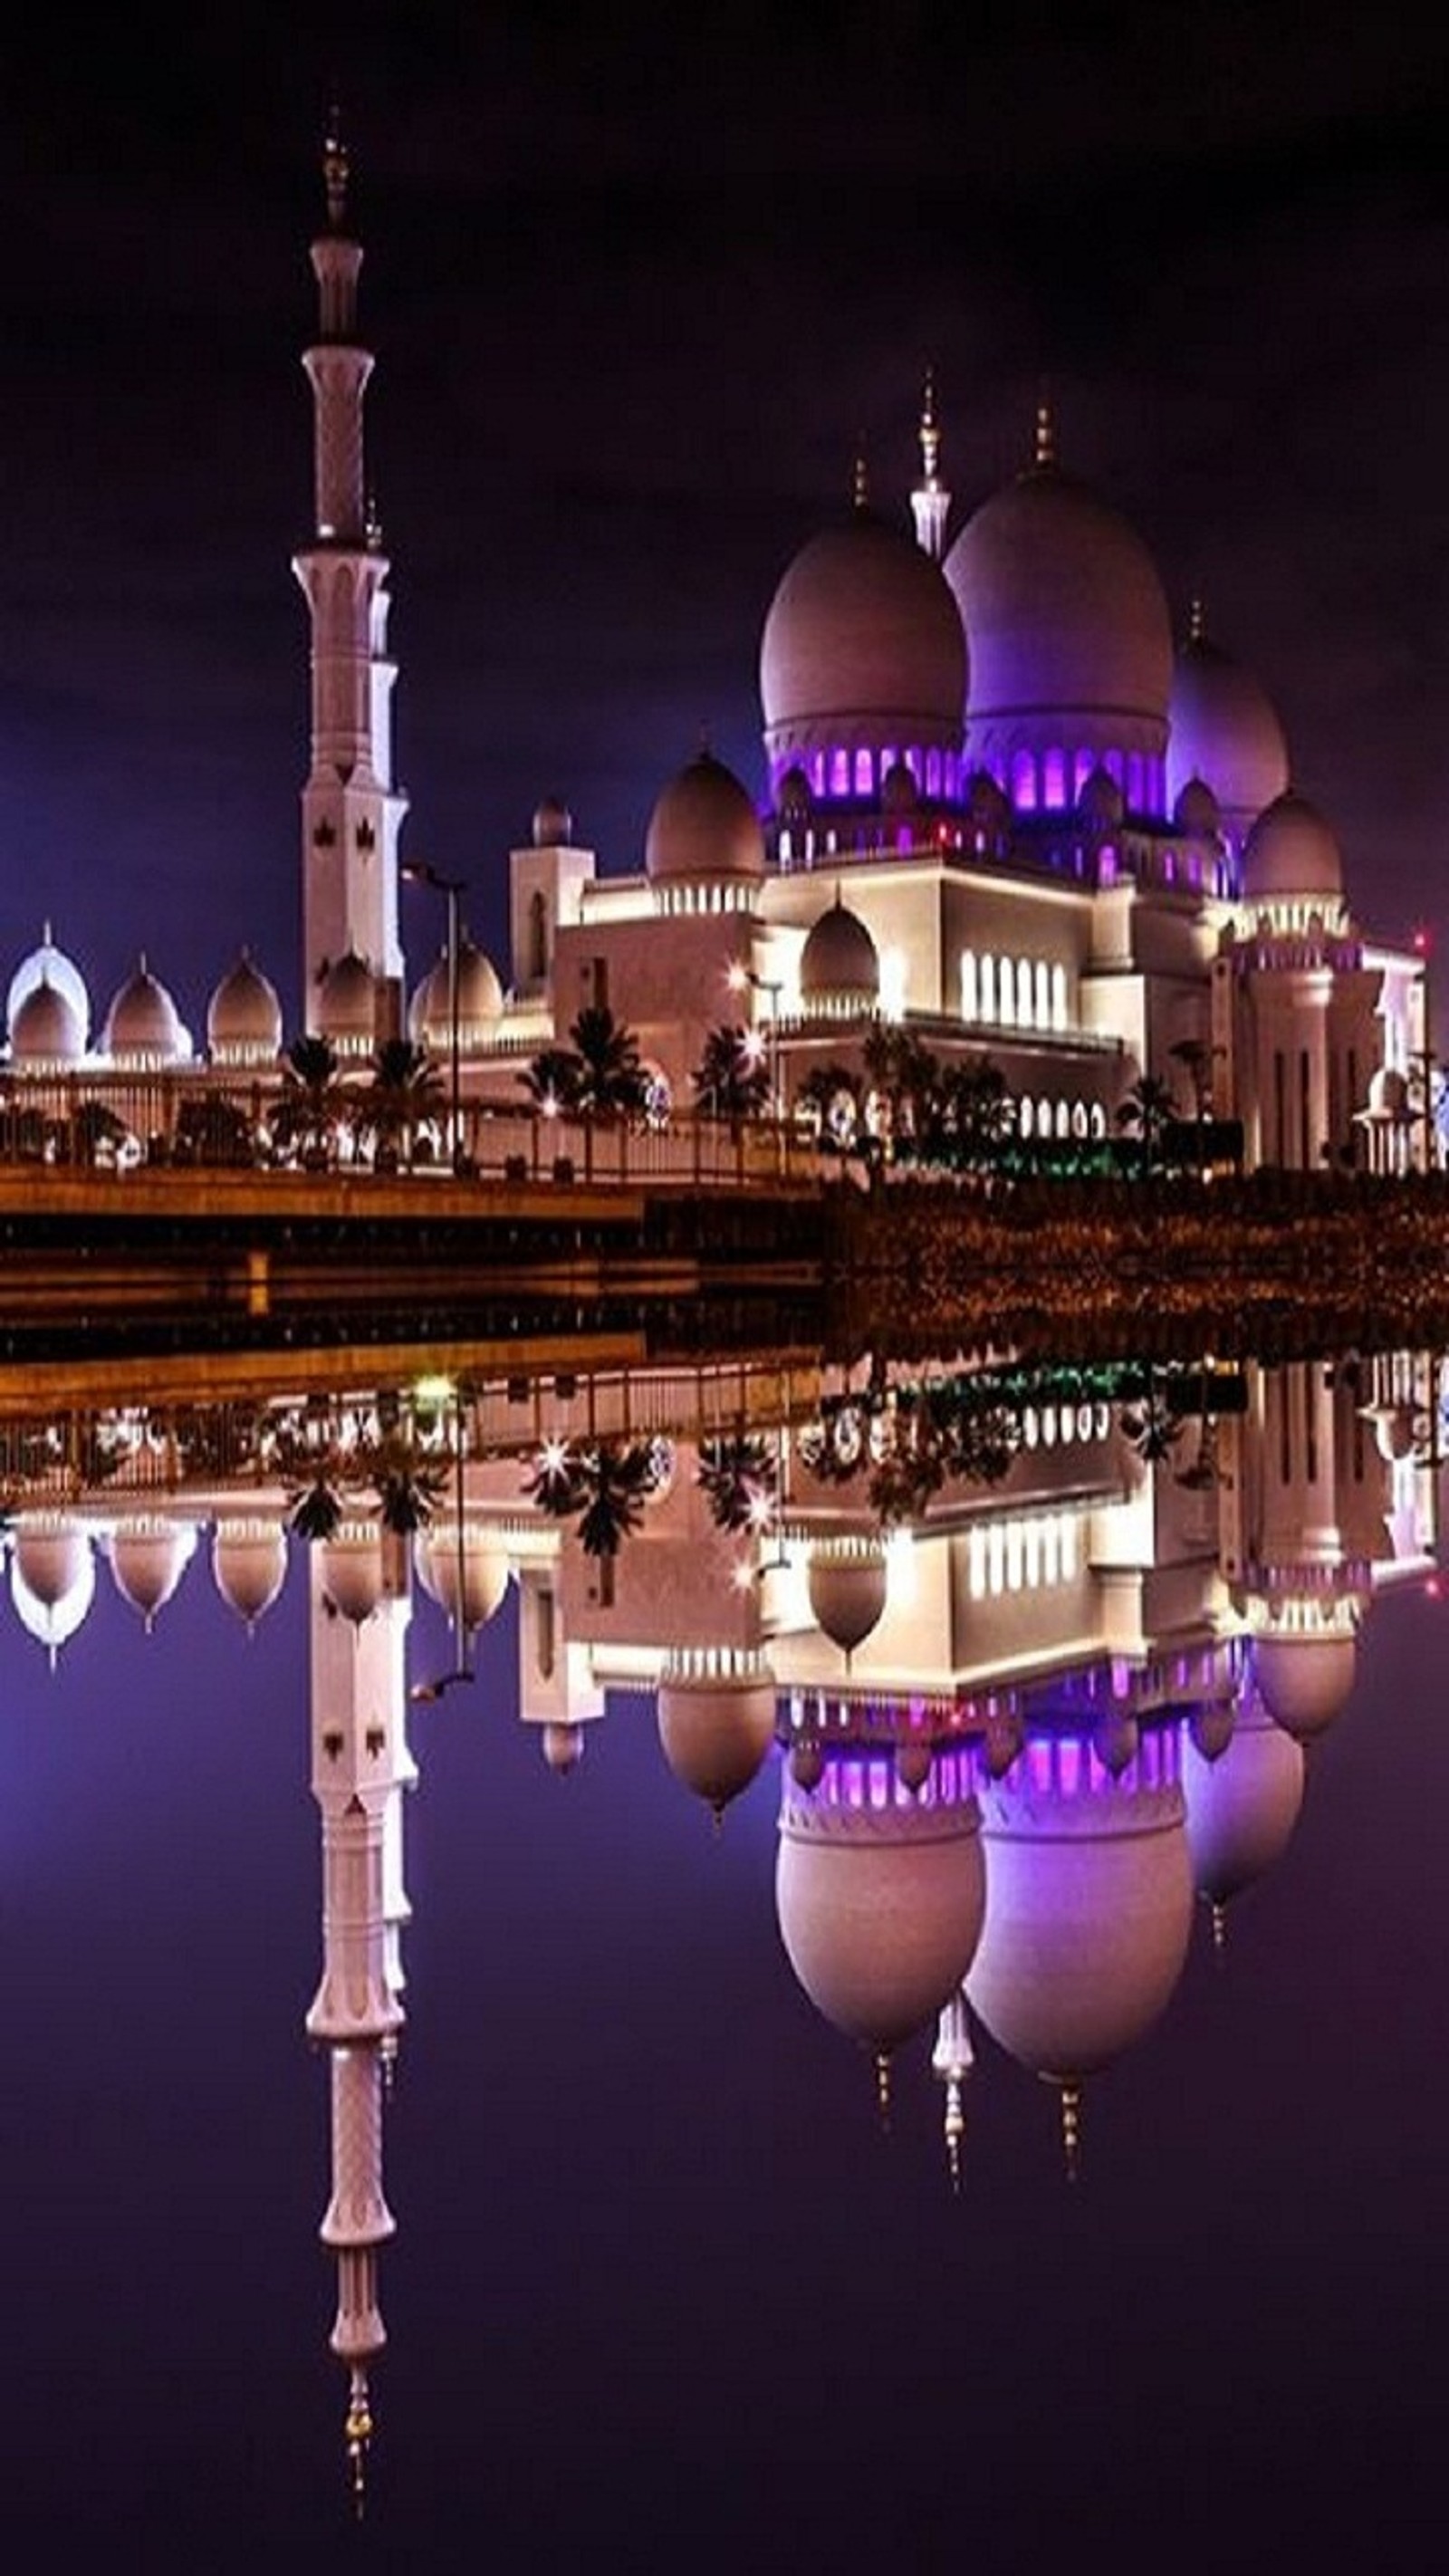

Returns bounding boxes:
[519,1043,586,1115]
[272,1033,345,1168]
[862,1024,941,1152]
[1116,1073,1177,1177]
[360,1038,446,1170]
[693,1025,770,1125]
[570,1005,648,1119]
[940,1059,1015,1170]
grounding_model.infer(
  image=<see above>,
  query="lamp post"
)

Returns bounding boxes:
[726,959,784,1120]
[401,860,467,1172]
[408,1383,473,1702]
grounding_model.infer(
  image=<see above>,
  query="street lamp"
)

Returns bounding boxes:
[401,860,467,1172]
[408,1380,474,1701]
[726,959,783,1120]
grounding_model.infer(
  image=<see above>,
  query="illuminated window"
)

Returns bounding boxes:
[1127,753,1145,810]
[981,954,997,1021]
[1043,747,1067,809]
[1071,1101,1088,1140]
[961,949,979,1021]
[830,748,849,797]
[1074,747,1095,799]
[1089,1101,1106,1139]
[810,751,826,795]
[1011,749,1037,811]
[1020,1094,1034,1139]
[1056,1099,1070,1140]
[926,748,942,798]
[1018,959,1034,1029]
[1035,960,1051,1028]
[997,956,1015,1026]
[854,747,872,797]
[1105,750,1124,789]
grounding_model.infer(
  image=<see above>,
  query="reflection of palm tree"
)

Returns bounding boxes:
[696,1433,778,1532]
[525,1437,663,1559]
[1116,1074,1176,1177]
[290,1476,345,1542]
[364,1429,448,1534]
[693,1026,770,1125]
[1118,1372,1183,1465]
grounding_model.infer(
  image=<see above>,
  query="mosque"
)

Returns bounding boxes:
[0,132,1429,1177]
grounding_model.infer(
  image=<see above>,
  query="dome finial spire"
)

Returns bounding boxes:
[1188,593,1206,645]
[851,439,869,514]
[1058,2078,1082,2182]
[322,102,350,232]
[1033,384,1057,473]
[911,368,951,560]
[874,2048,893,2133]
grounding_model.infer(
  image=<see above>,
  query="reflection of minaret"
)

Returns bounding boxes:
[306,1528,413,2502]
[293,113,407,1039]
[931,1987,973,2188]
[909,370,950,562]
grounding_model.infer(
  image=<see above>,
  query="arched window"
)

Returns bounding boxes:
[1011,748,1037,812]
[960,949,979,1021]
[1089,1101,1107,1139]
[1018,959,1035,1029]
[1020,1094,1034,1139]
[830,748,849,797]
[1051,965,1067,1032]
[854,747,872,797]
[810,751,826,795]
[981,954,997,1022]
[528,888,549,982]
[1034,960,1051,1028]
[1043,747,1067,809]
[1073,747,1095,799]
[1056,1098,1070,1140]
[1071,1101,1089,1140]
[925,748,942,798]
[1038,1093,1053,1138]
[1104,749,1125,789]
[997,956,1015,1026]
[1127,753,1145,811]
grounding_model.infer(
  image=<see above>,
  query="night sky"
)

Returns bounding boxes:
[4,8,1449,1024]
[4,1495,1447,2567]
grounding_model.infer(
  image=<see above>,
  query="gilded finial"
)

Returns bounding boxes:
[322,104,350,232]
[344,2365,373,2517]
[851,440,869,513]
[874,2049,893,2133]
[1188,594,1205,645]
[365,493,383,551]
[1033,388,1057,472]
[919,369,940,488]
[1059,2078,1082,2183]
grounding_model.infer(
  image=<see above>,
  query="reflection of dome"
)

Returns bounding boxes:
[1252,1629,1358,1741]
[212,1519,289,1629]
[644,752,765,889]
[657,1667,776,1815]
[207,951,283,1065]
[806,1541,888,1656]
[1078,765,1125,829]
[799,900,879,1012]
[413,1524,509,1634]
[761,514,966,765]
[108,1518,197,1629]
[11,1518,95,1657]
[542,1721,585,1773]
[966,1730,1192,2078]
[777,1747,985,2048]
[1241,792,1343,905]
[102,958,187,1065]
[1182,1694,1305,1902]
[945,466,1172,772]
[321,1526,386,1624]
[318,950,377,1052]
[533,795,574,848]
[1167,630,1289,833]
[408,938,504,1053]
[10,975,85,1067]
[7,933,90,1053]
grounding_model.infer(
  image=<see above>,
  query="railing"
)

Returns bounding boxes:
[0,1073,825,1193]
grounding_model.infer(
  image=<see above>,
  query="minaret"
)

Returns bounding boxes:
[306,1529,414,2499]
[910,370,950,560]
[293,114,407,1039]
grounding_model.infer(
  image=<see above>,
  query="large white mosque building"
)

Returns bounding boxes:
[0,131,1427,1177]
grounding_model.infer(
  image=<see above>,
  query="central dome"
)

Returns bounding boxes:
[945,463,1173,806]
[760,511,966,771]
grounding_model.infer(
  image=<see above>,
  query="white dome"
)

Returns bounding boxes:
[321,1526,386,1624]
[11,1520,95,1655]
[761,512,966,764]
[7,934,90,1053]
[102,957,187,1064]
[212,1519,289,1629]
[1241,792,1344,905]
[1182,1696,1305,1903]
[318,950,378,1051]
[107,1518,197,1627]
[408,938,504,1053]
[657,1672,776,1815]
[806,1543,888,1655]
[1168,630,1289,831]
[799,899,879,1010]
[10,974,84,1066]
[412,1524,510,1634]
[644,752,765,888]
[207,951,283,1064]
[777,1761,986,2048]
[966,1750,1192,2078]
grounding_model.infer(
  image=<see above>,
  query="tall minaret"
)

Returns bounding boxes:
[306,1529,414,2502]
[293,115,407,1040]
[909,370,950,560]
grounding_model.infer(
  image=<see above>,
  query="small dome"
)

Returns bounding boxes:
[945,466,1172,751]
[10,974,84,1066]
[207,951,283,1064]
[6,932,90,1053]
[645,752,765,887]
[761,513,966,758]
[1241,792,1344,904]
[533,795,574,848]
[799,899,879,1010]
[777,1761,986,2048]
[103,957,186,1064]
[966,769,1011,831]
[542,1721,585,1773]
[777,765,814,822]
[1367,1066,1410,1119]
[1173,775,1221,838]
[1168,629,1289,829]
[321,1527,386,1625]
[1183,1695,1305,1904]
[11,1518,95,1656]
[657,1672,776,1814]
[413,1524,510,1634]
[1252,1630,1358,1741]
[108,1518,197,1628]
[408,937,504,1053]
[318,949,378,1048]
[806,1542,888,1655]
[1078,765,1125,829]
[212,1519,289,1629]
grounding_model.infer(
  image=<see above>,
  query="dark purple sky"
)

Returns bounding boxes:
[4,7,1449,1026]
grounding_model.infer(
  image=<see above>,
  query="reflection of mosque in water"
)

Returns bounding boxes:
[0,1345,1436,2489]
